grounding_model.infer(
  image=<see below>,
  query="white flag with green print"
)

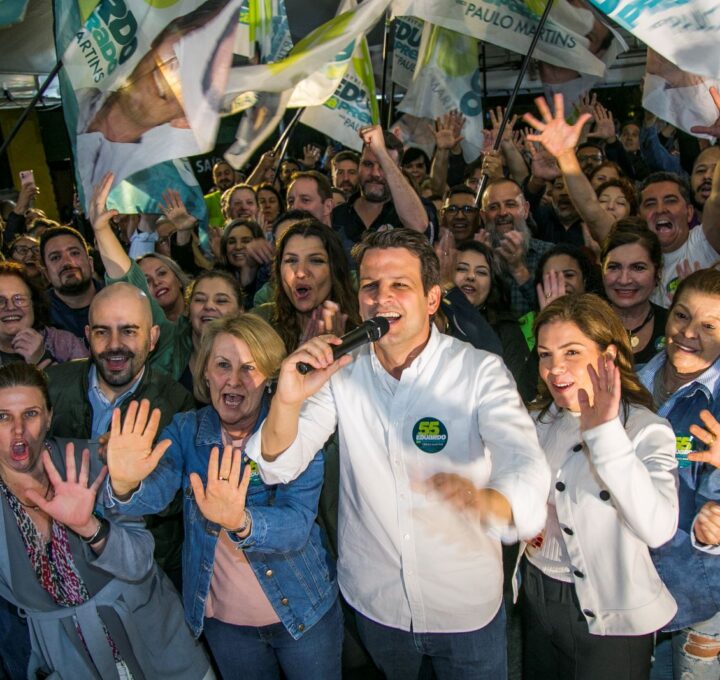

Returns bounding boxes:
[300,31,379,150]
[234,0,293,62]
[398,23,483,161]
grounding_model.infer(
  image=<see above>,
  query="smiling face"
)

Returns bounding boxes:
[0,386,51,476]
[442,193,481,242]
[204,333,266,433]
[228,188,258,221]
[358,247,440,364]
[280,235,332,314]
[482,182,530,243]
[666,290,720,379]
[188,277,241,340]
[550,176,579,224]
[225,225,255,269]
[0,275,34,344]
[538,320,611,412]
[10,237,41,276]
[213,162,235,192]
[543,254,585,295]
[454,250,491,308]
[639,180,692,253]
[139,257,183,314]
[598,185,630,220]
[403,156,427,184]
[602,243,657,310]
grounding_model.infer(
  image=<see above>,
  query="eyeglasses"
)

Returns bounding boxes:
[0,295,30,310]
[12,246,39,257]
[443,205,479,215]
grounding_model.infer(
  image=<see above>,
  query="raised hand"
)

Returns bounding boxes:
[433,228,457,287]
[12,328,46,365]
[316,300,349,338]
[88,172,119,233]
[588,103,616,141]
[693,501,720,546]
[575,91,597,119]
[106,400,172,498]
[433,111,464,151]
[489,106,519,147]
[537,269,566,310]
[527,143,561,182]
[25,444,107,536]
[190,445,252,531]
[481,151,504,181]
[302,144,321,168]
[245,237,275,265]
[524,94,592,160]
[690,87,720,138]
[160,189,196,231]
[688,410,720,467]
[359,125,388,156]
[578,354,621,432]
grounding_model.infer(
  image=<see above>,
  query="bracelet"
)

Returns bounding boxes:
[232,510,252,538]
[80,515,110,544]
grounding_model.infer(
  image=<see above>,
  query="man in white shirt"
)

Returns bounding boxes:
[638,170,720,307]
[246,229,550,679]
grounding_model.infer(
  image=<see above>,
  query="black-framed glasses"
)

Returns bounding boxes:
[12,245,39,257]
[0,295,30,310]
[444,205,479,215]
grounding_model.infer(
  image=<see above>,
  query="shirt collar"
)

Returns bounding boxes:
[639,350,720,408]
[369,323,441,382]
[88,363,146,407]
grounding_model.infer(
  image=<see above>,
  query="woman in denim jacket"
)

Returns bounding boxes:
[638,269,720,680]
[105,314,341,679]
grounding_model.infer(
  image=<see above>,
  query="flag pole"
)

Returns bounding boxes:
[271,107,305,184]
[379,10,394,129]
[0,60,63,159]
[474,0,554,206]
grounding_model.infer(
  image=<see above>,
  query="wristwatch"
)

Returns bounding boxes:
[232,510,253,538]
[80,515,110,545]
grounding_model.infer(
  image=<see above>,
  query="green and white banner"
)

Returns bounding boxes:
[391,0,606,76]
[398,23,483,161]
[235,0,293,62]
[392,15,422,89]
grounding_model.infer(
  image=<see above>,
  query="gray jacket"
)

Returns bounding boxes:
[0,438,209,680]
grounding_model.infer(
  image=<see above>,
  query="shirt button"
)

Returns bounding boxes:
[281,598,289,606]
[563,527,574,536]
[583,609,596,618]
[298,624,305,632]
[265,569,273,577]
[599,490,611,501]
[572,443,583,452]
[573,570,584,578]
[404,534,410,541]
[555,481,566,492]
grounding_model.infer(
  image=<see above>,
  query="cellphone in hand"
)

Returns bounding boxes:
[19,170,35,187]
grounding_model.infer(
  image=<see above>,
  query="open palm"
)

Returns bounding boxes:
[524,94,591,159]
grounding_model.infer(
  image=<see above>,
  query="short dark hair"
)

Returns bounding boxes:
[352,228,439,294]
[639,172,692,206]
[577,141,605,155]
[443,185,476,202]
[589,161,624,183]
[39,225,90,265]
[331,150,359,167]
[287,170,332,202]
[271,209,314,235]
[534,243,602,296]
[600,218,662,277]
[595,177,639,216]
[402,147,430,171]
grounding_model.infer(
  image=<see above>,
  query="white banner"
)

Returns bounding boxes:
[301,33,379,150]
[398,23,483,161]
[392,15,422,89]
[391,0,607,76]
[234,0,293,62]
[589,0,720,80]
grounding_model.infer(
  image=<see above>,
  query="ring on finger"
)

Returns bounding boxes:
[219,476,229,482]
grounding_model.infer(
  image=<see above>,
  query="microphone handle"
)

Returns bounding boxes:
[296,329,372,374]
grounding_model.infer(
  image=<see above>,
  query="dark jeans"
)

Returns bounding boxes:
[521,559,654,680]
[203,598,343,680]
[0,596,30,679]
[354,603,507,680]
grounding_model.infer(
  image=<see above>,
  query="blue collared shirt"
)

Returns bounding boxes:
[88,364,145,439]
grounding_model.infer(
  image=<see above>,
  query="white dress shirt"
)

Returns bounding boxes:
[246,326,550,633]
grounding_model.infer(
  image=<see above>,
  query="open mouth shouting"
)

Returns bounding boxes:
[10,439,29,463]
[99,350,133,374]
[222,392,245,409]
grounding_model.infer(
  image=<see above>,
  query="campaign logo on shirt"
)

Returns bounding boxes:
[243,455,263,485]
[412,417,448,453]
[666,276,680,298]
[675,434,696,468]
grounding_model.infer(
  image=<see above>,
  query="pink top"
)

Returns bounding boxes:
[204,433,280,626]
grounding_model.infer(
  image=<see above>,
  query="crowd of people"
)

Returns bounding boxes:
[0,84,719,680]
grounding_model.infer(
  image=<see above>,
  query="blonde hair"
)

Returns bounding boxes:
[192,313,286,403]
[532,293,654,417]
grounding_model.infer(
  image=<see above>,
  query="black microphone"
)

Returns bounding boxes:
[296,317,391,374]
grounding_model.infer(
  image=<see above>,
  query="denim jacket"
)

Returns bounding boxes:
[640,352,720,630]
[105,401,337,639]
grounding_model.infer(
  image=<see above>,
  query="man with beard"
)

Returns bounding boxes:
[690,146,720,221]
[440,186,482,242]
[39,225,103,341]
[482,178,554,316]
[45,281,194,588]
[331,150,360,198]
[332,125,435,260]
[205,160,238,228]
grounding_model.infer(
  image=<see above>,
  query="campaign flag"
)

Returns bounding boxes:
[588,0,720,80]
[300,30,379,150]
[391,0,606,76]
[392,16,423,89]
[642,49,720,139]
[222,0,392,168]
[53,0,212,224]
[398,23,483,161]
[0,0,29,27]
[58,0,241,205]
[234,0,293,62]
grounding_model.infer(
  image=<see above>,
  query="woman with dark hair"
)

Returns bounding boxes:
[589,160,623,190]
[596,178,638,221]
[257,184,284,229]
[520,293,678,679]
[638,269,720,679]
[257,219,359,352]
[0,261,87,366]
[535,243,603,303]
[0,363,211,679]
[6,235,45,286]
[601,218,666,367]
[218,218,267,305]
[453,241,535,401]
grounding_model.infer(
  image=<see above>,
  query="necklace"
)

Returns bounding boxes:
[627,306,655,349]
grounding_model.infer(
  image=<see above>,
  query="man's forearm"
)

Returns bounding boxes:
[260,400,303,462]
[429,148,450,197]
[94,225,132,278]
[381,153,428,232]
